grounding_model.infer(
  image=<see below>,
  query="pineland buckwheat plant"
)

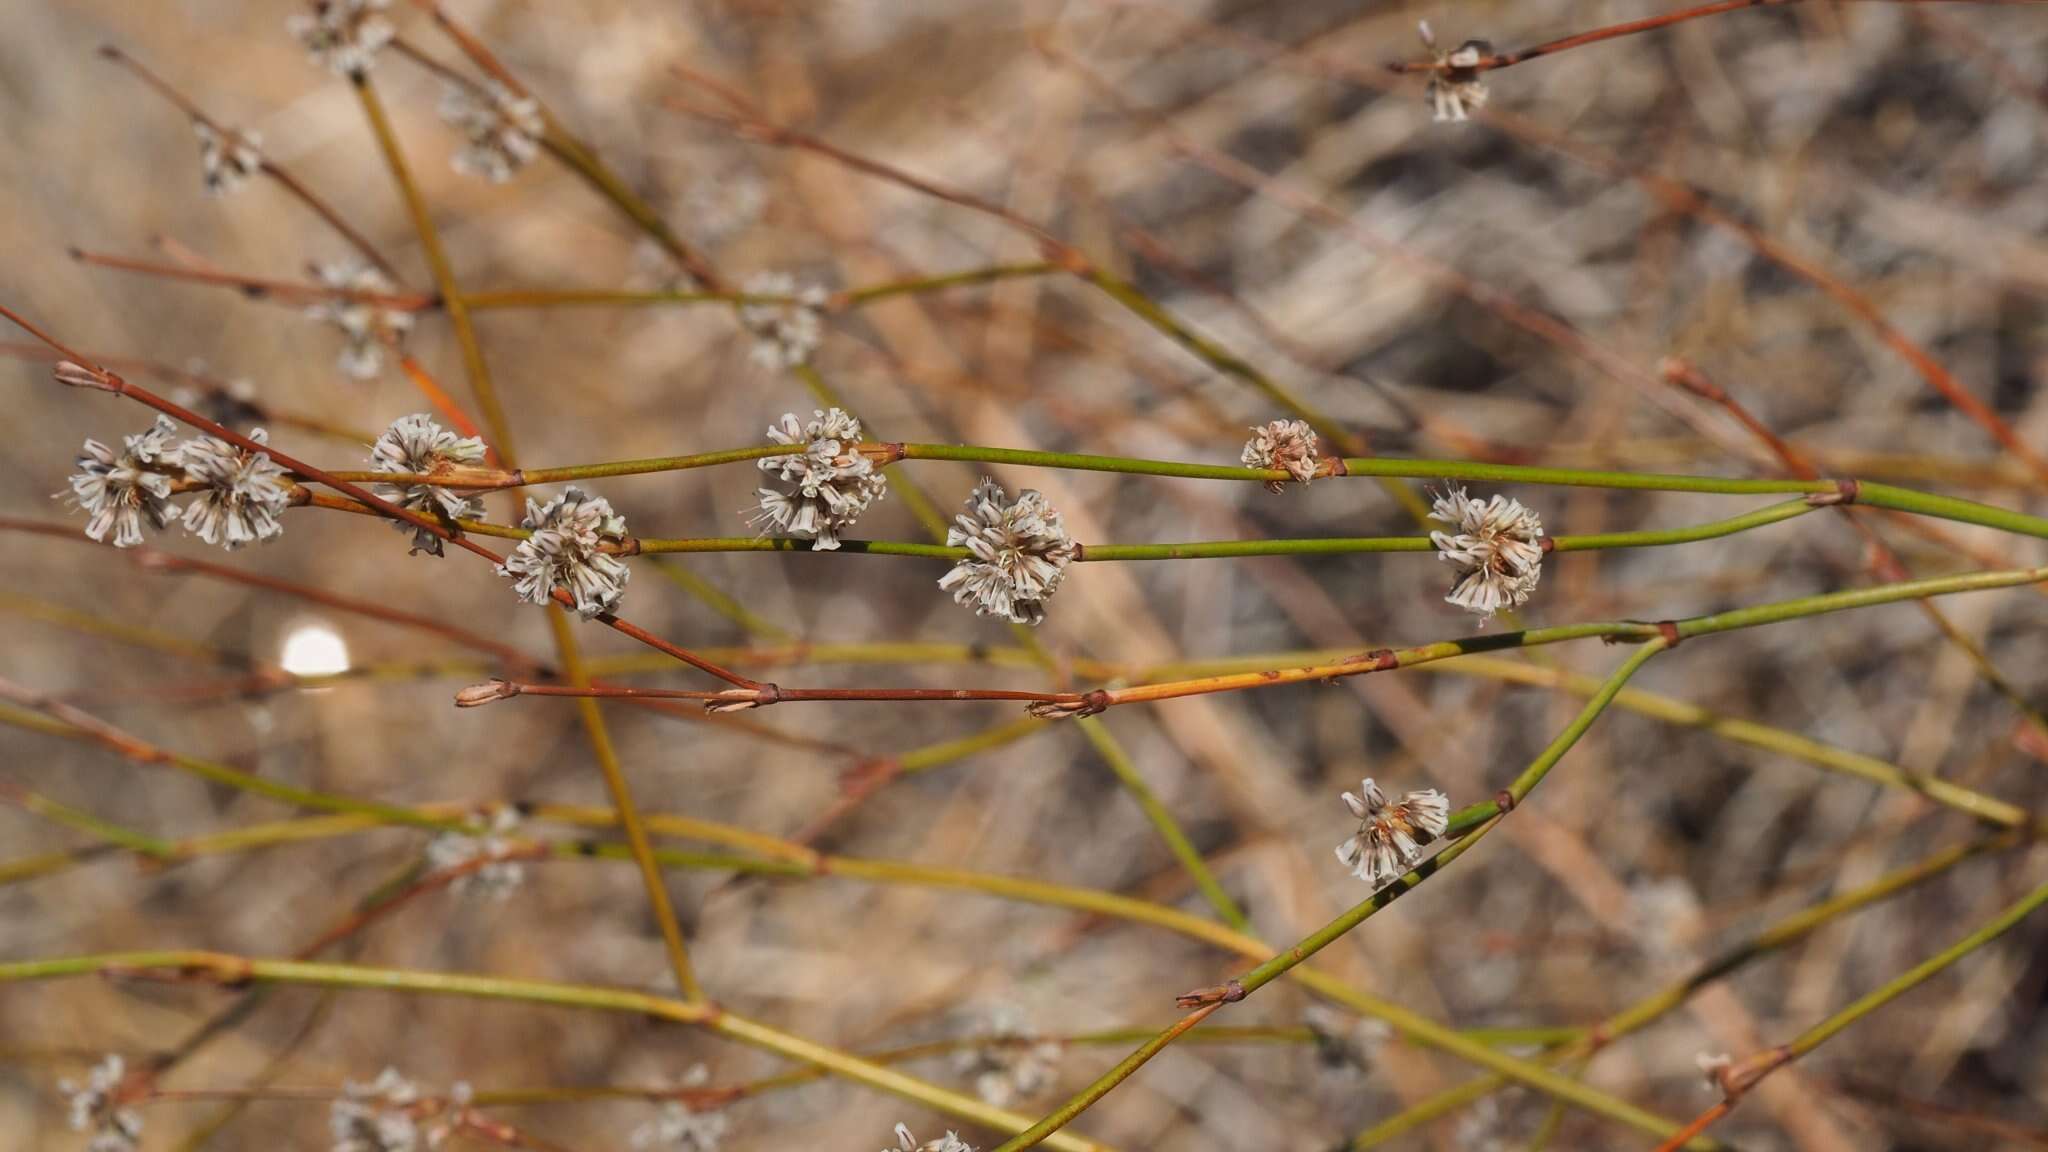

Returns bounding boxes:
[4,2,2047,1150]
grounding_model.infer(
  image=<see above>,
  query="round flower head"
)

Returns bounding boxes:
[289,0,395,77]
[439,80,544,183]
[61,415,179,547]
[1334,778,1450,888]
[1417,21,1492,123]
[629,1068,727,1152]
[1429,485,1544,620]
[425,805,527,901]
[194,121,263,196]
[61,1054,144,1152]
[955,1005,1061,1108]
[330,1067,466,1152]
[887,1124,974,1152]
[1241,419,1321,492]
[738,271,827,370]
[176,428,292,550]
[308,260,415,380]
[370,414,489,557]
[496,487,632,618]
[938,478,1077,626]
[747,408,887,550]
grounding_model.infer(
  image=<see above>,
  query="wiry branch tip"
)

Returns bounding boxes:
[454,679,521,707]
[53,361,120,392]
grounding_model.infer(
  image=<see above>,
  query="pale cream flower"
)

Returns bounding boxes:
[439,81,544,183]
[194,121,263,196]
[1334,778,1450,887]
[1429,485,1544,619]
[61,1055,143,1152]
[747,408,886,550]
[425,806,527,900]
[496,487,632,617]
[628,1067,727,1152]
[955,1006,1061,1108]
[289,0,395,77]
[176,429,292,550]
[60,415,179,547]
[370,414,488,556]
[739,271,827,369]
[308,260,414,380]
[887,1124,973,1152]
[1417,22,1491,123]
[1241,418,1321,492]
[938,478,1076,626]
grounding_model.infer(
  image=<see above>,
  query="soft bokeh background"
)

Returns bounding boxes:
[3,1,2046,1149]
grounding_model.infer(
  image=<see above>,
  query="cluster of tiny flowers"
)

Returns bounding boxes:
[682,173,766,243]
[887,1124,974,1152]
[1417,21,1491,122]
[60,1055,143,1152]
[177,430,293,549]
[438,81,544,183]
[1241,418,1321,492]
[330,1068,467,1152]
[939,479,1077,626]
[370,414,488,556]
[289,0,395,77]
[62,417,292,551]
[955,1007,1061,1108]
[193,121,262,196]
[62,415,178,547]
[738,272,827,370]
[308,260,415,380]
[1303,1003,1391,1076]
[1334,778,1450,888]
[628,1067,727,1152]
[424,805,527,900]
[1428,485,1545,619]
[496,487,632,617]
[748,408,887,550]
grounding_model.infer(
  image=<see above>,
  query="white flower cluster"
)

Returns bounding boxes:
[496,487,632,617]
[939,478,1076,626]
[748,408,887,550]
[1303,1003,1391,1075]
[193,121,262,197]
[1417,21,1491,123]
[370,414,489,557]
[1241,418,1321,492]
[1334,778,1450,888]
[955,1006,1061,1108]
[330,1068,467,1152]
[61,415,291,551]
[887,1124,974,1152]
[424,805,527,900]
[739,272,827,370]
[439,81,544,183]
[308,259,415,380]
[1428,485,1545,619]
[628,1067,728,1152]
[60,1055,143,1152]
[289,0,395,77]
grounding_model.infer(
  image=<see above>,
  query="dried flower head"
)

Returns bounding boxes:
[1334,778,1450,887]
[61,1055,144,1152]
[1241,419,1321,492]
[629,1068,727,1152]
[176,428,292,550]
[439,81,544,183]
[1429,485,1544,619]
[425,805,528,900]
[330,1068,465,1152]
[370,414,489,557]
[955,1006,1061,1108]
[887,1124,974,1152]
[1303,1003,1391,1075]
[193,121,263,196]
[308,260,414,380]
[747,408,886,550]
[1696,1052,1734,1094]
[739,272,827,370]
[496,487,632,617]
[682,172,766,243]
[1417,22,1491,123]
[938,478,1076,626]
[289,0,395,77]
[60,415,179,547]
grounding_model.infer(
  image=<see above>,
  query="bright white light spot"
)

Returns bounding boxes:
[280,621,351,676]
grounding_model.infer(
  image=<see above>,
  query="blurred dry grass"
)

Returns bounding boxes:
[2,1,2047,1149]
